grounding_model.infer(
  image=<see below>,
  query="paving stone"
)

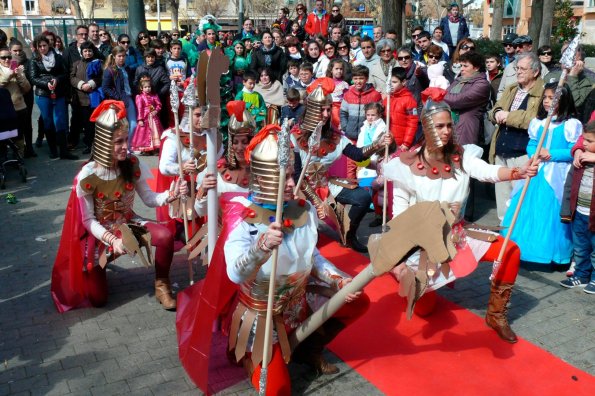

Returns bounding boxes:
[126,371,166,391]
[88,379,131,396]
[8,373,48,394]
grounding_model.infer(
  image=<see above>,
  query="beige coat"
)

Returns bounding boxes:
[0,64,31,111]
[488,77,544,163]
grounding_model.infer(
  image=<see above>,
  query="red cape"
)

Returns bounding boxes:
[175,194,247,395]
[50,178,91,313]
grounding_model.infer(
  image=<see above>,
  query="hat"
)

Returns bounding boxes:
[502,33,518,44]
[512,35,532,46]
[421,99,451,152]
[89,100,128,168]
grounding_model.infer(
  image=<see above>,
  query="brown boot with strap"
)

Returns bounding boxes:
[155,278,177,311]
[485,282,517,343]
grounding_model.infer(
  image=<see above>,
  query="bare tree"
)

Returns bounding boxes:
[490,0,504,40]
[170,0,179,31]
[539,0,555,46]
[381,0,406,45]
[528,0,543,47]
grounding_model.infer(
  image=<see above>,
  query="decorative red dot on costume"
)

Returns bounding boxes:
[329,144,336,151]
[444,165,451,172]
[184,138,190,145]
[130,157,137,164]
[320,148,327,155]
[452,154,460,162]
[217,162,223,168]
[283,218,293,227]
[241,178,248,186]
[416,162,425,170]
[125,183,134,191]
[431,167,439,175]
[247,209,256,218]
[296,130,302,135]
[97,192,105,199]
[85,183,92,190]
[224,173,232,181]
[298,198,306,207]
[134,170,141,178]
[86,262,93,271]
[114,191,122,198]
[108,246,113,253]
[301,141,307,147]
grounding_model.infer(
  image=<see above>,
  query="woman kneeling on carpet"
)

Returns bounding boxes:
[384,99,539,343]
[51,100,187,313]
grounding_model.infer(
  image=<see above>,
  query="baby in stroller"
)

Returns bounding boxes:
[0,87,27,188]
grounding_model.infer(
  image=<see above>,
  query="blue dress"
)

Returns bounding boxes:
[501,117,582,265]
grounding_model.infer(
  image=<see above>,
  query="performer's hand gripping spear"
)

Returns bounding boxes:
[259,119,291,395]
[169,79,193,283]
[491,35,581,280]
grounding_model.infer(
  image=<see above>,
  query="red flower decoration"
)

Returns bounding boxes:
[85,183,92,190]
[444,165,451,172]
[247,209,256,218]
[224,173,232,181]
[125,182,134,191]
[283,218,293,228]
[431,167,439,175]
[298,198,306,207]
[452,154,460,162]
[97,192,105,199]
[416,162,425,170]
[114,191,122,198]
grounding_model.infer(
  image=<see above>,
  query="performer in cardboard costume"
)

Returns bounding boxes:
[50,100,187,313]
[194,100,255,216]
[384,99,539,343]
[176,124,369,395]
[293,78,392,253]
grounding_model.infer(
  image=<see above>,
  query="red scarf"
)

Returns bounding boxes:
[448,13,460,23]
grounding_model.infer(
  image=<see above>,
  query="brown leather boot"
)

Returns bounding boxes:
[485,282,517,343]
[292,346,339,375]
[155,278,176,311]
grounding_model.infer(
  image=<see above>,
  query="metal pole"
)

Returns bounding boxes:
[157,0,162,35]
[239,0,244,32]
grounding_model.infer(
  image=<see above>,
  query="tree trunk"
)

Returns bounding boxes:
[128,0,147,43]
[490,0,504,40]
[170,1,179,32]
[539,0,555,46]
[528,0,543,47]
[70,0,85,21]
[382,0,406,47]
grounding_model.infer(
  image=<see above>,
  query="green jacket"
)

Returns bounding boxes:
[544,69,595,113]
[488,78,545,163]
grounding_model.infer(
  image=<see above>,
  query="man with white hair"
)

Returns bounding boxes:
[489,52,545,220]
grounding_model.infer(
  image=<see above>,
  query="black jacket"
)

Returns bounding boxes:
[250,45,287,82]
[64,41,105,71]
[28,50,69,98]
[133,63,170,97]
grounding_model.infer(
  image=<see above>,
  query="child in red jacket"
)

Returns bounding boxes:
[383,67,419,151]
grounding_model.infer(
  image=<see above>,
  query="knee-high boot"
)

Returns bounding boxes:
[45,129,58,159]
[291,318,345,375]
[485,282,517,343]
[57,132,79,160]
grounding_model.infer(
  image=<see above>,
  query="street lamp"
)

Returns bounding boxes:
[145,1,162,35]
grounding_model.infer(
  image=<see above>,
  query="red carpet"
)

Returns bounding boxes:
[319,236,594,396]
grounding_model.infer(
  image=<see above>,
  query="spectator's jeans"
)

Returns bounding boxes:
[494,154,528,221]
[125,96,137,146]
[571,212,595,281]
[35,95,68,134]
[335,186,372,233]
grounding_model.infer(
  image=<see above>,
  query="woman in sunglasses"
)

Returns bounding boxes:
[98,29,114,58]
[136,30,151,55]
[117,34,142,82]
[537,45,555,70]
[294,4,308,33]
[368,38,397,94]
[443,37,475,83]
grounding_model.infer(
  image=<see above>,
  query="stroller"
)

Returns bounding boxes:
[0,88,27,189]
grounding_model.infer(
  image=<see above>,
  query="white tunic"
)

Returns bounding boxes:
[194,169,249,216]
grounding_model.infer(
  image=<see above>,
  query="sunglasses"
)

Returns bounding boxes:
[398,55,411,61]
[338,45,348,50]
[120,41,130,44]
[0,56,11,60]
[380,49,392,54]
[325,47,334,51]
[540,51,552,56]
[504,43,518,48]
[461,45,475,50]
[139,35,148,39]
[99,32,108,36]
[428,54,440,59]
[412,34,420,38]
[332,9,339,12]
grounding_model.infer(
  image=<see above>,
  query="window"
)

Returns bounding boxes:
[503,25,515,35]
[159,2,166,12]
[1,0,10,12]
[94,0,105,8]
[504,0,520,18]
[113,0,126,12]
[24,0,36,12]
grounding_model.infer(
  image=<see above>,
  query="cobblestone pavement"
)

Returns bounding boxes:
[0,137,593,395]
